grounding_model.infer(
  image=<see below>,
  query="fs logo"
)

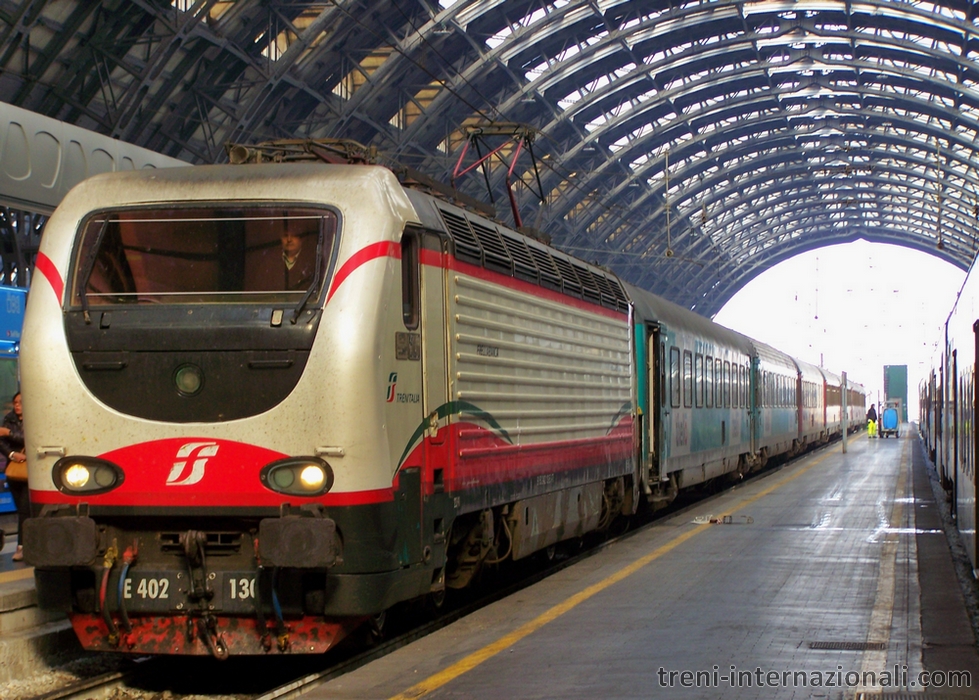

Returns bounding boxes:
[386,372,398,403]
[166,442,219,486]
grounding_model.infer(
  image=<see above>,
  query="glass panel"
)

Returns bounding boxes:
[71,207,338,306]
[705,356,713,408]
[670,347,680,408]
[683,351,693,408]
[715,358,722,407]
[695,354,704,408]
[724,361,731,407]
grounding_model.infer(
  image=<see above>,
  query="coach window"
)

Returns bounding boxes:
[715,358,723,408]
[723,361,731,407]
[731,364,741,408]
[401,230,420,330]
[683,351,693,408]
[695,354,704,407]
[731,364,744,408]
[670,347,681,408]
[705,356,713,408]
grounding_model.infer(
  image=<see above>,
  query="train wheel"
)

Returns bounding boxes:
[428,587,446,610]
[368,611,386,640]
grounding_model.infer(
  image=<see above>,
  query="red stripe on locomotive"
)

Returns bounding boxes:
[35,251,65,303]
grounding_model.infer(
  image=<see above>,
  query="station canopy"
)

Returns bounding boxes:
[1,0,977,315]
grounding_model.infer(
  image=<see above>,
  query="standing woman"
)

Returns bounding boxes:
[1,393,27,561]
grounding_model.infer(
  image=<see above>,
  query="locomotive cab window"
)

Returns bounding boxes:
[70,207,338,306]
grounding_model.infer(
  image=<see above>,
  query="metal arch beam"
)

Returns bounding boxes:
[614,160,974,278]
[513,0,979,120]
[688,225,973,318]
[486,5,979,213]
[703,163,979,230]
[559,138,974,278]
[659,144,977,247]
[226,1,396,144]
[567,108,979,257]
[530,104,971,253]
[320,2,485,138]
[706,190,974,265]
[536,63,979,224]
[132,3,344,160]
[664,226,957,318]
[612,168,976,296]
[701,186,977,264]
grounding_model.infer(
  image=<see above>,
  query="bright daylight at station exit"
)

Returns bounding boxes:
[715,239,967,419]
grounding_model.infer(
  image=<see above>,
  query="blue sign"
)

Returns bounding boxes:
[0,475,14,513]
[0,286,25,355]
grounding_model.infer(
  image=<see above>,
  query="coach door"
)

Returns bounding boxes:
[647,326,665,482]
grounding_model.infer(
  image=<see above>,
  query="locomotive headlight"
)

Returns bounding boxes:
[300,465,326,490]
[53,457,125,495]
[64,464,90,489]
[261,457,334,497]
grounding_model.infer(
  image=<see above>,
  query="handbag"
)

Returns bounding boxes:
[4,459,27,482]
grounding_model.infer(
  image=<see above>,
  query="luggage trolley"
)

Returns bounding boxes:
[880,399,901,438]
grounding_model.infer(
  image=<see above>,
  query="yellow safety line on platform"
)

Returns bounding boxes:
[855,434,909,694]
[389,445,847,700]
[0,566,33,583]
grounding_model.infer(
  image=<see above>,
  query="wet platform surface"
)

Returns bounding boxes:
[306,431,979,699]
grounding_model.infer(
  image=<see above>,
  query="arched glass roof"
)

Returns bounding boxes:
[1,0,977,315]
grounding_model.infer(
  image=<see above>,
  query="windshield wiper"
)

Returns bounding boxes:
[78,218,110,324]
[291,225,324,324]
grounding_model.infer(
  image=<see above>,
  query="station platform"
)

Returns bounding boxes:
[305,430,979,699]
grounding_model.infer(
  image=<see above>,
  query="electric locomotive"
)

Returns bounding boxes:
[20,160,639,656]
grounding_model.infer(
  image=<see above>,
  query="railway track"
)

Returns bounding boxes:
[14,444,833,700]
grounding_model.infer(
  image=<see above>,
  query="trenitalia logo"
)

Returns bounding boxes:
[166,442,219,486]
[386,372,398,403]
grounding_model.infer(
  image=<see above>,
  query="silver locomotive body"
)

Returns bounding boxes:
[21,163,637,655]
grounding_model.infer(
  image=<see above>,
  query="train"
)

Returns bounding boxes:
[919,257,979,577]
[19,144,865,657]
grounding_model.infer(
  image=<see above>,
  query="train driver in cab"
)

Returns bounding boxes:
[249,218,317,292]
